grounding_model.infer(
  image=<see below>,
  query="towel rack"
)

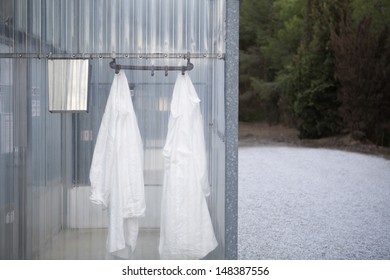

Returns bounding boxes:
[109,53,194,76]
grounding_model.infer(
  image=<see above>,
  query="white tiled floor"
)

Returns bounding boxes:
[38,228,160,260]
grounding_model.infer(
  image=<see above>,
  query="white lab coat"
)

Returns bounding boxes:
[159,73,218,259]
[89,70,145,254]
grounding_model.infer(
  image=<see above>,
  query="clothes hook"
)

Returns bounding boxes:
[183,52,192,75]
[110,59,120,74]
[164,66,168,77]
[151,66,155,77]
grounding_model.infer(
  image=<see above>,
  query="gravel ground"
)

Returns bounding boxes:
[238,146,390,259]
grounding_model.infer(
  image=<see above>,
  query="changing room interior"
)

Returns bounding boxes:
[0,0,238,259]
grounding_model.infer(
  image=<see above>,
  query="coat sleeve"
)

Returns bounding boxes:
[89,78,117,208]
[116,73,146,217]
[187,74,210,198]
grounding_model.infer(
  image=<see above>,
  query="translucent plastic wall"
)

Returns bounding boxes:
[3,0,225,56]
[0,0,228,259]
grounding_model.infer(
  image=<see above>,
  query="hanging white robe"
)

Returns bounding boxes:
[159,72,218,259]
[89,70,145,254]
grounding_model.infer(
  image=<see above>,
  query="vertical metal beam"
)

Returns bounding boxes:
[225,0,239,260]
[14,59,29,259]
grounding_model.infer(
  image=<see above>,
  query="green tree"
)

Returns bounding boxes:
[280,0,346,138]
[351,0,390,34]
[240,0,274,121]
[239,0,390,143]
[239,0,305,123]
[331,13,390,145]
[240,0,274,52]
[262,0,305,78]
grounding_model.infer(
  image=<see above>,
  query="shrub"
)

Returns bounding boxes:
[331,15,390,144]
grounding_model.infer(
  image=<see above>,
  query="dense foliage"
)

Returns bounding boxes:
[331,14,390,145]
[239,0,390,145]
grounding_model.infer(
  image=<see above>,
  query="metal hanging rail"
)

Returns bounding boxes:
[109,54,194,75]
